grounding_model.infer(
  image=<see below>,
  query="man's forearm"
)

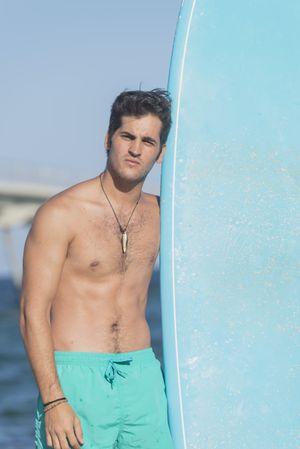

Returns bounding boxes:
[20,316,64,403]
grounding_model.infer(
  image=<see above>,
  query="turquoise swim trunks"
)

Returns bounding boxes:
[35,347,174,449]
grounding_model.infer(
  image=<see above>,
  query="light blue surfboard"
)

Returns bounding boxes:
[159,1,300,448]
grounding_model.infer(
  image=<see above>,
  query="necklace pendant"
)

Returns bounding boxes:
[121,230,128,254]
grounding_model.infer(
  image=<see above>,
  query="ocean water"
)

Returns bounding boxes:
[0,269,162,448]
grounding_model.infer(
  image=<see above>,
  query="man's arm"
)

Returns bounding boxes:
[19,198,84,449]
[20,199,70,402]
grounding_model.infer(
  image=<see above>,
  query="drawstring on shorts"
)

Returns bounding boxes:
[104,358,133,389]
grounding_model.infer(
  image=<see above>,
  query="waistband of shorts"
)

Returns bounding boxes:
[54,346,157,365]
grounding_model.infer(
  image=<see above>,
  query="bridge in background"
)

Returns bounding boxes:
[0,181,64,287]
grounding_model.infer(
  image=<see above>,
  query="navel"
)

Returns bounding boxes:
[111,321,119,332]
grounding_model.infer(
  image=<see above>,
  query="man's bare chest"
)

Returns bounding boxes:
[66,205,160,276]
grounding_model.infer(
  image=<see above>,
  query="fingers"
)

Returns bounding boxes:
[46,431,53,448]
[73,417,84,446]
[56,432,73,449]
[66,432,82,449]
[51,433,62,449]
[47,430,82,449]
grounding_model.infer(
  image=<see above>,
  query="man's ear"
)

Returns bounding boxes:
[104,131,110,152]
[156,144,167,164]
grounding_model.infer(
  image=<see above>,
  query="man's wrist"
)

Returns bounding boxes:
[43,398,68,414]
[40,382,64,404]
[43,396,67,407]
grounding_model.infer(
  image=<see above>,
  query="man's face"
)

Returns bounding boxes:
[104,114,166,183]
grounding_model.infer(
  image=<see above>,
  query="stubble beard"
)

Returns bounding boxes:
[106,155,149,188]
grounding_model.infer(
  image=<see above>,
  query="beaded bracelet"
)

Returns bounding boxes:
[44,399,68,414]
[43,396,67,407]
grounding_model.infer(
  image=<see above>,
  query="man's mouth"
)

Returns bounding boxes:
[125,159,140,166]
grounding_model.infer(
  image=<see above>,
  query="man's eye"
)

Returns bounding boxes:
[122,135,131,140]
[144,140,154,146]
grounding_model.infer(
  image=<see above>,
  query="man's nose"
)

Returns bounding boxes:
[129,139,142,155]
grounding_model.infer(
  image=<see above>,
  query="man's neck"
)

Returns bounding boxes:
[100,169,143,208]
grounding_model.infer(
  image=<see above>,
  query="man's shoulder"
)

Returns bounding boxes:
[33,177,97,225]
[143,192,160,209]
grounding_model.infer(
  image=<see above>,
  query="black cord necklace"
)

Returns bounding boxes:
[99,172,141,254]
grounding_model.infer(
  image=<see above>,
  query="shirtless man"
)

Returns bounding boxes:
[19,89,173,449]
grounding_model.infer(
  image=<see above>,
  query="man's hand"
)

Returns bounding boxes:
[45,402,84,449]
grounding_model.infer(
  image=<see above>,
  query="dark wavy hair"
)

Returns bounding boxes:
[107,88,172,149]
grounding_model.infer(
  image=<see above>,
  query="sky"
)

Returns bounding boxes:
[0,0,182,276]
